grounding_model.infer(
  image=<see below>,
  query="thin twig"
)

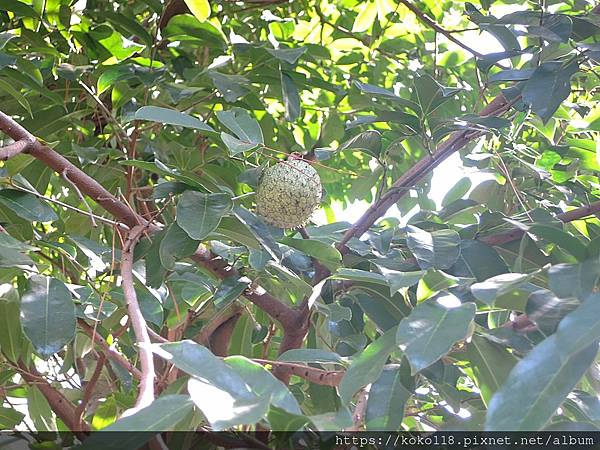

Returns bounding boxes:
[62,169,98,227]
[78,319,142,380]
[74,353,106,428]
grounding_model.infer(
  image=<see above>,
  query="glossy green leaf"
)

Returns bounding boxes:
[154,340,272,430]
[365,364,414,430]
[80,395,195,450]
[134,106,214,132]
[176,191,233,241]
[0,284,24,363]
[0,189,57,222]
[20,275,76,359]
[486,293,600,430]
[396,297,476,374]
[339,326,397,403]
[406,226,460,270]
[460,335,517,406]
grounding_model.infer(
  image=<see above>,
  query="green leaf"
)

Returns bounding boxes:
[280,237,341,272]
[134,106,214,132]
[0,0,39,17]
[154,340,270,430]
[221,132,258,155]
[352,1,377,32]
[330,268,387,286]
[28,385,55,431]
[309,407,353,431]
[486,293,600,430]
[0,284,24,363]
[339,326,397,403]
[339,130,382,158]
[0,406,24,428]
[216,108,263,145]
[522,61,579,124]
[159,223,200,270]
[79,395,195,450]
[375,265,424,295]
[470,273,530,306]
[528,224,588,261]
[526,290,579,336]
[0,78,31,116]
[413,73,461,115]
[365,363,414,430]
[162,14,225,48]
[442,177,472,207]
[20,275,76,359]
[281,71,301,121]
[0,189,57,222]
[278,349,345,365]
[460,335,517,406]
[184,0,210,22]
[224,355,301,414]
[406,226,460,270]
[233,206,281,261]
[548,261,600,300]
[266,47,306,65]
[212,276,249,309]
[176,191,233,241]
[451,240,509,281]
[396,297,476,374]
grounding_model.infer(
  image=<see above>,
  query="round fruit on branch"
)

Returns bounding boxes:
[255,155,322,229]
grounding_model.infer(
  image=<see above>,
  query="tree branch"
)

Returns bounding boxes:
[78,319,143,380]
[16,361,90,436]
[121,225,155,415]
[0,110,145,229]
[481,199,600,246]
[74,353,106,428]
[335,94,513,258]
[398,0,483,58]
[0,139,34,161]
[192,246,297,328]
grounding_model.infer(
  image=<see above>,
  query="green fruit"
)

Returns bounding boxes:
[256,158,322,229]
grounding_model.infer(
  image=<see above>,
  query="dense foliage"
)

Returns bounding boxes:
[1,0,600,445]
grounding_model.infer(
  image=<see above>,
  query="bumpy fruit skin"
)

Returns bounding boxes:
[256,159,322,229]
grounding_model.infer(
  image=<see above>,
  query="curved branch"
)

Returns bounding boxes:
[192,246,298,328]
[0,111,145,229]
[121,225,155,414]
[17,361,90,435]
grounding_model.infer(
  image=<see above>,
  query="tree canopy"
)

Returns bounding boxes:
[1,0,600,445]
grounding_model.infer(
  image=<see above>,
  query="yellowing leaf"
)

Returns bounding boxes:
[352,1,377,33]
[184,0,210,22]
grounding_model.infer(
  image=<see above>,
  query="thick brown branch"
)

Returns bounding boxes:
[0,139,33,161]
[209,313,242,357]
[121,225,155,414]
[195,304,243,346]
[335,94,512,259]
[78,319,143,380]
[17,361,90,435]
[0,111,145,229]
[192,246,297,328]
